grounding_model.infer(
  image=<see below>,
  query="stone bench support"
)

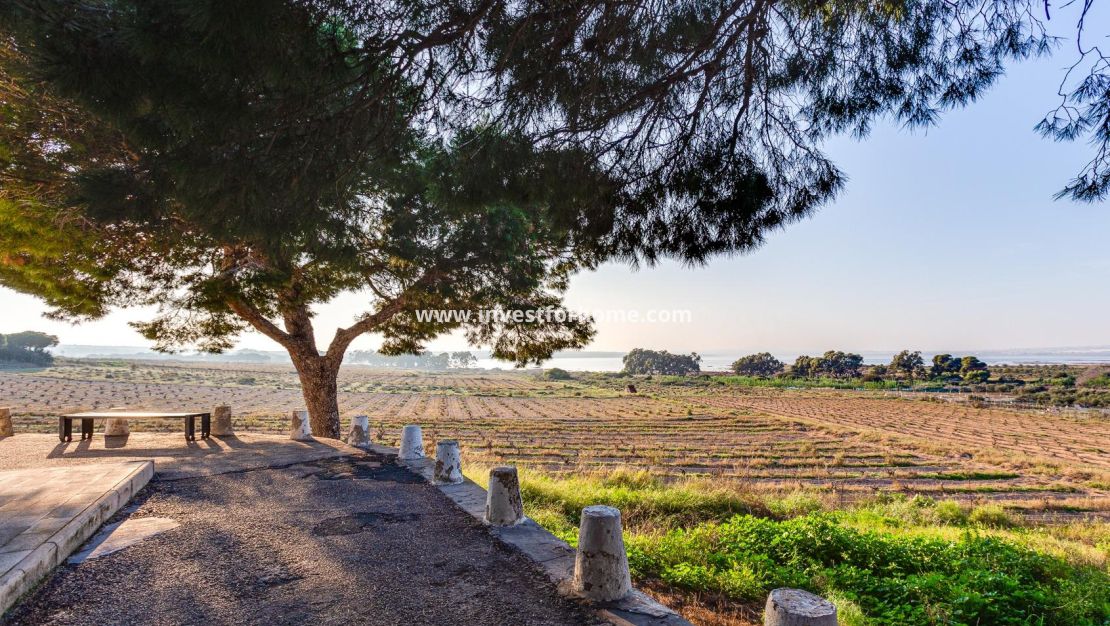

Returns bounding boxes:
[0,407,12,438]
[212,405,233,436]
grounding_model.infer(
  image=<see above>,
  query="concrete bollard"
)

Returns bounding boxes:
[290,409,313,441]
[399,425,424,460]
[346,415,370,448]
[211,405,233,436]
[103,418,130,436]
[0,407,12,438]
[764,588,837,626]
[573,505,632,602]
[434,439,464,484]
[485,466,524,526]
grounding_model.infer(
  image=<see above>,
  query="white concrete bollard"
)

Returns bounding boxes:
[0,407,12,438]
[398,425,424,460]
[485,466,524,526]
[212,405,233,436]
[346,415,370,448]
[103,418,130,436]
[573,505,632,602]
[764,588,838,626]
[434,439,464,484]
[290,409,313,441]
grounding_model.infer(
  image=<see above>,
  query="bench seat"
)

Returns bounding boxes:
[60,411,211,442]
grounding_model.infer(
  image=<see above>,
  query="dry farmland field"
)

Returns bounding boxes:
[3,358,1108,521]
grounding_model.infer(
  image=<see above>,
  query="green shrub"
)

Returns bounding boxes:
[543,368,573,380]
[766,491,825,518]
[934,501,969,525]
[1083,374,1110,389]
[968,504,1014,529]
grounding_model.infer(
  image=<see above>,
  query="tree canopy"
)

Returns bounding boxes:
[792,351,864,379]
[0,330,57,365]
[623,349,702,376]
[1,0,1102,435]
[731,352,784,377]
[889,350,925,383]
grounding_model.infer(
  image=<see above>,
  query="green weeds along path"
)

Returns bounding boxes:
[512,471,1110,626]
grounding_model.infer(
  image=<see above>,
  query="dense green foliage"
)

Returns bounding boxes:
[931,354,962,379]
[730,352,784,377]
[623,349,702,376]
[630,515,1108,625]
[711,350,1007,390]
[514,470,1110,626]
[0,330,56,365]
[889,350,925,384]
[791,351,865,379]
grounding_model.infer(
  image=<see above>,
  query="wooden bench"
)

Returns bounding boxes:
[60,411,211,442]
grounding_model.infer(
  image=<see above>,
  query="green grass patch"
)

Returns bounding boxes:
[711,375,901,390]
[512,470,1110,625]
[912,471,1022,481]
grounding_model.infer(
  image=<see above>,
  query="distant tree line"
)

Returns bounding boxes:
[791,351,864,379]
[346,350,477,370]
[729,349,992,385]
[0,331,58,365]
[623,349,701,375]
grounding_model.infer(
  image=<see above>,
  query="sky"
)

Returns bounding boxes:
[3,27,1109,357]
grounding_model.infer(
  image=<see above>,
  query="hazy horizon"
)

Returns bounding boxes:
[43,343,1110,371]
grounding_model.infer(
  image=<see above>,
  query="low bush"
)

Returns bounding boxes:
[542,367,573,380]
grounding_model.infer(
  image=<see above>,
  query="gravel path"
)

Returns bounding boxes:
[2,452,600,626]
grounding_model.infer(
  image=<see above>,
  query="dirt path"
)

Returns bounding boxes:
[2,452,600,626]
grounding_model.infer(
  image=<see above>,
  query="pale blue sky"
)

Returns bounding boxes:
[3,36,1108,356]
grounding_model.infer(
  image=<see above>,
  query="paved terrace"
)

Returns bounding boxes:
[0,433,356,479]
[0,433,688,625]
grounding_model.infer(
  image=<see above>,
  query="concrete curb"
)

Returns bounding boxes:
[385,445,692,626]
[0,461,153,616]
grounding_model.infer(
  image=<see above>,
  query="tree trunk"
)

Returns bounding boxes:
[291,354,341,439]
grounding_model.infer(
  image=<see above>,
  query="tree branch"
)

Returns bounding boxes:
[226,297,293,349]
[324,268,446,365]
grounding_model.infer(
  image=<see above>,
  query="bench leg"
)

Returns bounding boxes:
[185,415,195,442]
[81,419,94,440]
[59,417,72,442]
[201,413,211,439]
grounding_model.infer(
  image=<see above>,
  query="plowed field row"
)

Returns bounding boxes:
[3,366,1106,517]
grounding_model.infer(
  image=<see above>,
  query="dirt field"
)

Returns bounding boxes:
[3,359,1108,520]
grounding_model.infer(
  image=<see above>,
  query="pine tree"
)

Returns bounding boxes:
[0,0,1090,435]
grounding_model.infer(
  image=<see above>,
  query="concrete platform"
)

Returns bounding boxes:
[2,452,601,626]
[0,462,153,615]
[0,434,366,617]
[0,434,360,480]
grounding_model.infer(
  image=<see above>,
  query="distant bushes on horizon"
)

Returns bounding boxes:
[0,331,58,366]
[622,348,701,375]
